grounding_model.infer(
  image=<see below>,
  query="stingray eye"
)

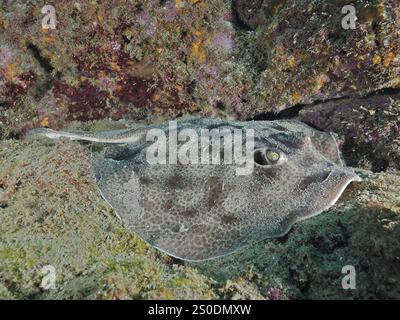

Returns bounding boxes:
[254,149,281,166]
[266,149,280,162]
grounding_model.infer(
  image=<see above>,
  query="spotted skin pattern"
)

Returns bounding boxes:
[30,118,361,261]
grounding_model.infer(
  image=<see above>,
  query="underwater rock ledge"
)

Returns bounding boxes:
[1,0,399,138]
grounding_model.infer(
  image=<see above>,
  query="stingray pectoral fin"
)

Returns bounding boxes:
[321,168,361,206]
[270,167,361,240]
[95,164,251,261]
[92,154,143,228]
[148,224,247,262]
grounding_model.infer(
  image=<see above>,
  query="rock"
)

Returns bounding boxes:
[239,0,400,115]
[233,0,297,31]
[298,90,400,172]
[0,0,244,137]
[1,0,399,137]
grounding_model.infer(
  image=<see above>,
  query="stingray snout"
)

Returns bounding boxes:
[296,166,361,222]
[327,166,362,185]
[318,166,362,206]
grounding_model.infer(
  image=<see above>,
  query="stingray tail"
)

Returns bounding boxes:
[26,128,100,142]
[25,127,147,144]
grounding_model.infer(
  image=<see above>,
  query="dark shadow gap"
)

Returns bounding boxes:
[27,43,54,74]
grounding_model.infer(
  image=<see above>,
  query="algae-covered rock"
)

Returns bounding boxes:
[298,91,400,172]
[236,0,400,115]
[1,0,399,137]
[0,0,246,137]
[0,137,399,299]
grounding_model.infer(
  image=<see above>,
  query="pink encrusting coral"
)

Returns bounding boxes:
[137,14,155,37]
[0,45,13,69]
[267,287,285,300]
[212,32,235,51]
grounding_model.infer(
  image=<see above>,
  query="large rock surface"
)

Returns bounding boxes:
[1,0,399,136]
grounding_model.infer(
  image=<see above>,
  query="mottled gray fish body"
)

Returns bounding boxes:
[28,118,361,261]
